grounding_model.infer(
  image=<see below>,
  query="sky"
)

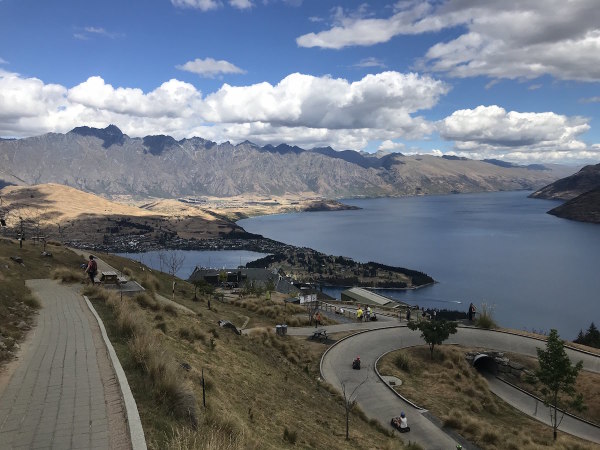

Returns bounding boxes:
[0,0,599,165]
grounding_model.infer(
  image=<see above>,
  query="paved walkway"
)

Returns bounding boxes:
[0,279,130,449]
[318,325,600,449]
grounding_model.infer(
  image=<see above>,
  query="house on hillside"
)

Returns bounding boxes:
[188,267,299,295]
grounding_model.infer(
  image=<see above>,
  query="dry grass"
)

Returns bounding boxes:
[85,269,399,450]
[133,292,161,311]
[51,266,85,283]
[378,345,596,449]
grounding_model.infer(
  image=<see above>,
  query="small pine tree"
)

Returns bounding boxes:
[536,329,585,441]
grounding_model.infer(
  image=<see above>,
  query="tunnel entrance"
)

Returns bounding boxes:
[472,354,498,375]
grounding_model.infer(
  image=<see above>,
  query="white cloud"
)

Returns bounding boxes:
[580,96,600,103]
[354,57,386,68]
[73,26,122,40]
[528,84,542,91]
[171,0,221,11]
[297,0,600,81]
[0,70,446,151]
[202,71,448,133]
[2,69,596,163]
[308,16,323,23]
[176,58,246,78]
[378,140,405,151]
[438,105,597,162]
[0,57,8,64]
[229,0,252,9]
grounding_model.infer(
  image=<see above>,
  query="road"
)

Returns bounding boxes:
[318,325,600,449]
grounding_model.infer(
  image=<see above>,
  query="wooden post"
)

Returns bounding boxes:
[202,368,206,408]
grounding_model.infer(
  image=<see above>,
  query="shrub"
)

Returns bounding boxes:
[128,331,198,428]
[122,267,133,276]
[23,294,41,309]
[156,322,167,333]
[51,267,83,283]
[164,304,178,316]
[475,302,497,329]
[443,415,462,429]
[481,430,499,444]
[394,353,410,372]
[140,274,160,292]
[133,292,159,310]
[282,427,297,444]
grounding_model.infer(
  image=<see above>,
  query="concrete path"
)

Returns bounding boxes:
[318,325,600,449]
[0,279,131,449]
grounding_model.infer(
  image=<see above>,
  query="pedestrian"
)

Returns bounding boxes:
[468,303,476,321]
[366,306,372,321]
[84,255,97,285]
[433,309,437,320]
[356,307,363,322]
[406,308,411,321]
[315,311,322,327]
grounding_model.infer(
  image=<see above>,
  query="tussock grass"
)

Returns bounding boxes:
[163,303,178,316]
[86,252,397,449]
[160,423,245,450]
[133,292,161,311]
[22,293,41,309]
[51,267,84,283]
[475,303,497,329]
[140,273,161,293]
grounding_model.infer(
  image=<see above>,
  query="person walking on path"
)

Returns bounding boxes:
[356,307,364,322]
[85,254,98,285]
[468,303,476,321]
[315,311,322,327]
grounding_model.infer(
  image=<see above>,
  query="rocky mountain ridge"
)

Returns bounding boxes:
[0,125,574,200]
[529,163,600,201]
[530,163,600,224]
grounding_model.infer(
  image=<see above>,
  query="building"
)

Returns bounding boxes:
[340,287,403,308]
[188,267,299,295]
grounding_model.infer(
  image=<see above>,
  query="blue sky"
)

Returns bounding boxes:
[0,0,599,164]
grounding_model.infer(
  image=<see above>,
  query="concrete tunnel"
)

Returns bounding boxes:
[472,354,498,375]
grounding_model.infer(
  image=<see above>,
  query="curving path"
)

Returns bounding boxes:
[319,325,600,449]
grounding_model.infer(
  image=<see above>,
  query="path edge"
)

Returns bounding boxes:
[84,295,147,450]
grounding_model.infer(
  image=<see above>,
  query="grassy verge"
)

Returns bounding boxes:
[86,281,401,449]
[378,345,596,450]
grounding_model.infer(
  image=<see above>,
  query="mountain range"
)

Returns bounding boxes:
[0,125,574,200]
[530,163,600,224]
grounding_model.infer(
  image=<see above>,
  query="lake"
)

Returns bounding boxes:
[238,191,600,339]
[115,249,269,280]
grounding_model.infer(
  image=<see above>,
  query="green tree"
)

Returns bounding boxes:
[535,329,584,441]
[265,279,275,299]
[218,270,228,285]
[407,320,458,359]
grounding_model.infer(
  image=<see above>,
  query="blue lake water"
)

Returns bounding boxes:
[238,191,600,339]
[115,249,269,280]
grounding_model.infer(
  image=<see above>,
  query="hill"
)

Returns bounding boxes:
[548,188,600,224]
[0,125,572,200]
[0,183,238,247]
[529,163,600,201]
